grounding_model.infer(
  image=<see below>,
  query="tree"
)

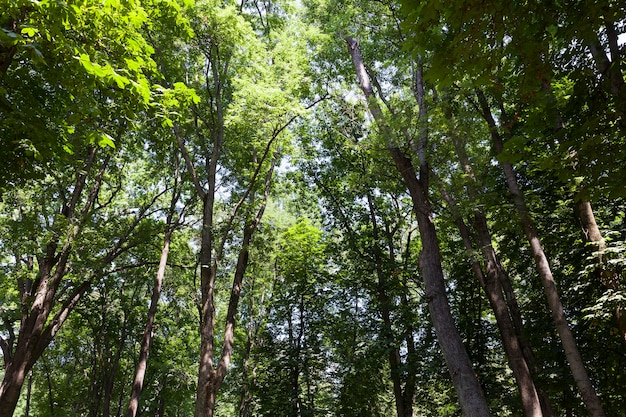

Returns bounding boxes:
[164,2,312,416]
[125,149,188,417]
[297,96,422,417]
[2,1,625,415]
[344,36,491,417]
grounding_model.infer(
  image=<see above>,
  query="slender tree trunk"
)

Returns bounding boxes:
[44,363,55,417]
[238,318,255,417]
[126,228,173,417]
[476,90,605,417]
[238,276,266,417]
[156,381,167,417]
[586,21,625,115]
[192,42,224,417]
[345,37,490,417]
[366,193,412,417]
[446,128,549,416]
[24,371,32,417]
[441,187,544,417]
[103,308,129,417]
[290,298,305,417]
[193,152,276,417]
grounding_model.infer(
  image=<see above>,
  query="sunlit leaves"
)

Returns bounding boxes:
[0,0,196,189]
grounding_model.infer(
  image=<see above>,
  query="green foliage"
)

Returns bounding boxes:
[0,0,195,190]
[3,1,626,416]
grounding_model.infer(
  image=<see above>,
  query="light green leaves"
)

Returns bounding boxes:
[20,26,39,37]
[87,131,116,149]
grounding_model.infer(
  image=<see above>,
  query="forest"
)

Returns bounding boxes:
[0,0,625,416]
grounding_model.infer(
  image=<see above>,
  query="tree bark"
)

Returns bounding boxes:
[103,311,128,417]
[126,228,173,417]
[574,199,626,347]
[447,128,550,416]
[476,90,605,417]
[345,37,491,417]
[192,115,277,417]
[127,155,182,417]
[0,149,107,417]
[440,186,544,417]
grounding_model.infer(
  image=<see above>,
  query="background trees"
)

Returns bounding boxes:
[1,0,625,416]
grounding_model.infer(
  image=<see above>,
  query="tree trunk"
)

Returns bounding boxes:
[447,129,550,416]
[345,37,491,417]
[193,151,275,417]
[441,187,544,417]
[127,153,182,417]
[574,198,626,347]
[366,193,413,417]
[0,150,108,417]
[586,21,625,115]
[103,316,127,417]
[476,90,605,417]
[24,371,32,417]
[126,227,173,417]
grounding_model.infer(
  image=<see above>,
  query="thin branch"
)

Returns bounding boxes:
[173,123,206,200]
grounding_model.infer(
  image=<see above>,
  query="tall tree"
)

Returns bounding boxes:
[0,0,192,412]
[166,2,311,415]
[344,36,490,417]
[125,150,188,417]
[474,89,605,417]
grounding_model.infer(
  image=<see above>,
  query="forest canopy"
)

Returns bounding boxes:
[1,1,625,416]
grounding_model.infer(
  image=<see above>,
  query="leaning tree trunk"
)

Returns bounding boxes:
[476,90,605,417]
[126,155,182,417]
[0,149,107,417]
[448,129,550,416]
[345,37,491,417]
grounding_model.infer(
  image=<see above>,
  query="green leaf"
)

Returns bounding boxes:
[62,144,75,155]
[98,133,116,149]
[20,27,38,37]
[0,28,20,47]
